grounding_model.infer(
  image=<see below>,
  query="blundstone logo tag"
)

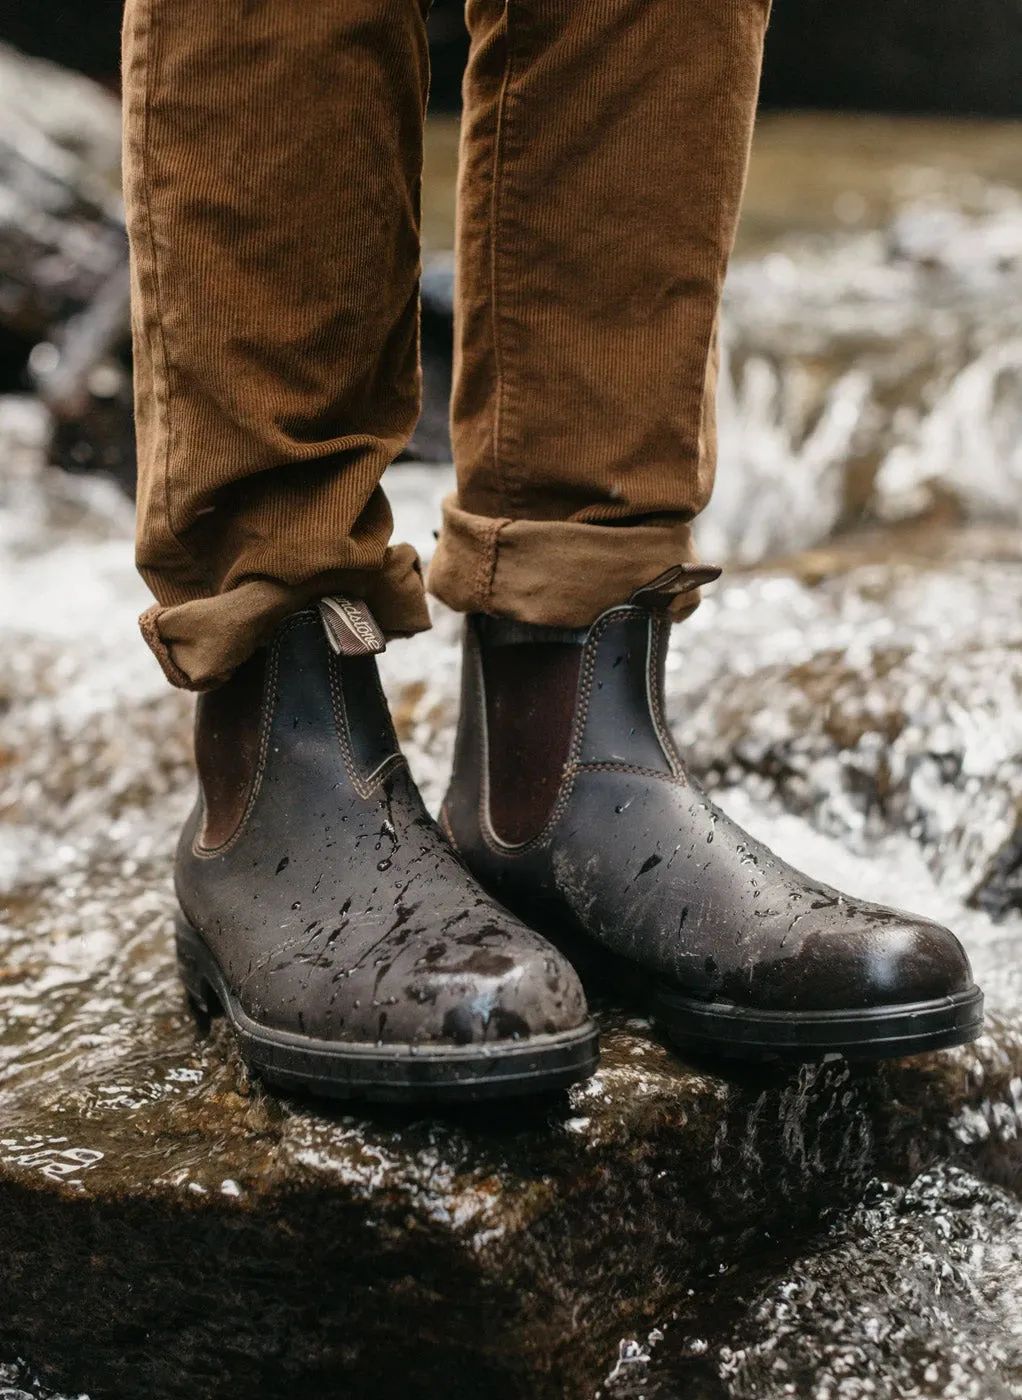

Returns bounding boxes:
[318,597,387,657]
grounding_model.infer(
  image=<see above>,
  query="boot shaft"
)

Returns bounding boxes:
[446,604,681,855]
[192,607,402,854]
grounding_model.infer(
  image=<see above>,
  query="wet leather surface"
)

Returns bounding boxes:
[177,611,589,1046]
[445,608,974,1012]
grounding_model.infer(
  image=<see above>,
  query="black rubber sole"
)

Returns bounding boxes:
[175,917,600,1102]
[653,983,985,1062]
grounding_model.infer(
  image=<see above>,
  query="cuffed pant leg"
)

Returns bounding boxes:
[429,0,768,624]
[123,0,432,689]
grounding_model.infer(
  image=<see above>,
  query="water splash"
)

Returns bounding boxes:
[700,198,1022,567]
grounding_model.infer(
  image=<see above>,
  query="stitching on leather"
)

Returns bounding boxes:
[567,608,623,765]
[572,761,685,783]
[472,626,499,845]
[477,761,686,862]
[328,646,407,800]
[469,626,486,831]
[191,621,299,858]
[647,614,684,778]
[439,804,461,853]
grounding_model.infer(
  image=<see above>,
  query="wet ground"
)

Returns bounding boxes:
[3,112,1022,1397]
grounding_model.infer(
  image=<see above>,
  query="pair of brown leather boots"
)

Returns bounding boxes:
[175,576,983,1101]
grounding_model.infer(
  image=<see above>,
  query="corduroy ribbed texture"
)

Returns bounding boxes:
[123,0,769,690]
[429,0,769,618]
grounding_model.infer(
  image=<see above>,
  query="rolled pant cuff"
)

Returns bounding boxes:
[427,496,705,627]
[139,543,430,691]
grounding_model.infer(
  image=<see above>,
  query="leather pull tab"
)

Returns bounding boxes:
[318,597,387,657]
[629,563,722,610]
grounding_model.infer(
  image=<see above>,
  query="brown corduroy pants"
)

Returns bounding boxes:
[122,0,769,691]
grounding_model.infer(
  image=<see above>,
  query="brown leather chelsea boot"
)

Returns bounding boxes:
[441,568,984,1063]
[175,601,599,1101]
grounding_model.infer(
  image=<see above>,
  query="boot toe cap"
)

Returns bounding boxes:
[238,924,590,1048]
[433,944,590,1046]
[744,910,976,1013]
[856,915,974,1006]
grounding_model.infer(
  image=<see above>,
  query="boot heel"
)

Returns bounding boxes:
[175,915,219,1016]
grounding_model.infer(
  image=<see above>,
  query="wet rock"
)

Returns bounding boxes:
[0,890,1017,1400]
[0,1359,70,1400]
[606,1164,1022,1399]
[0,998,926,1400]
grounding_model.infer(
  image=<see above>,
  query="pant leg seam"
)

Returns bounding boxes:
[488,2,516,518]
[132,7,209,584]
